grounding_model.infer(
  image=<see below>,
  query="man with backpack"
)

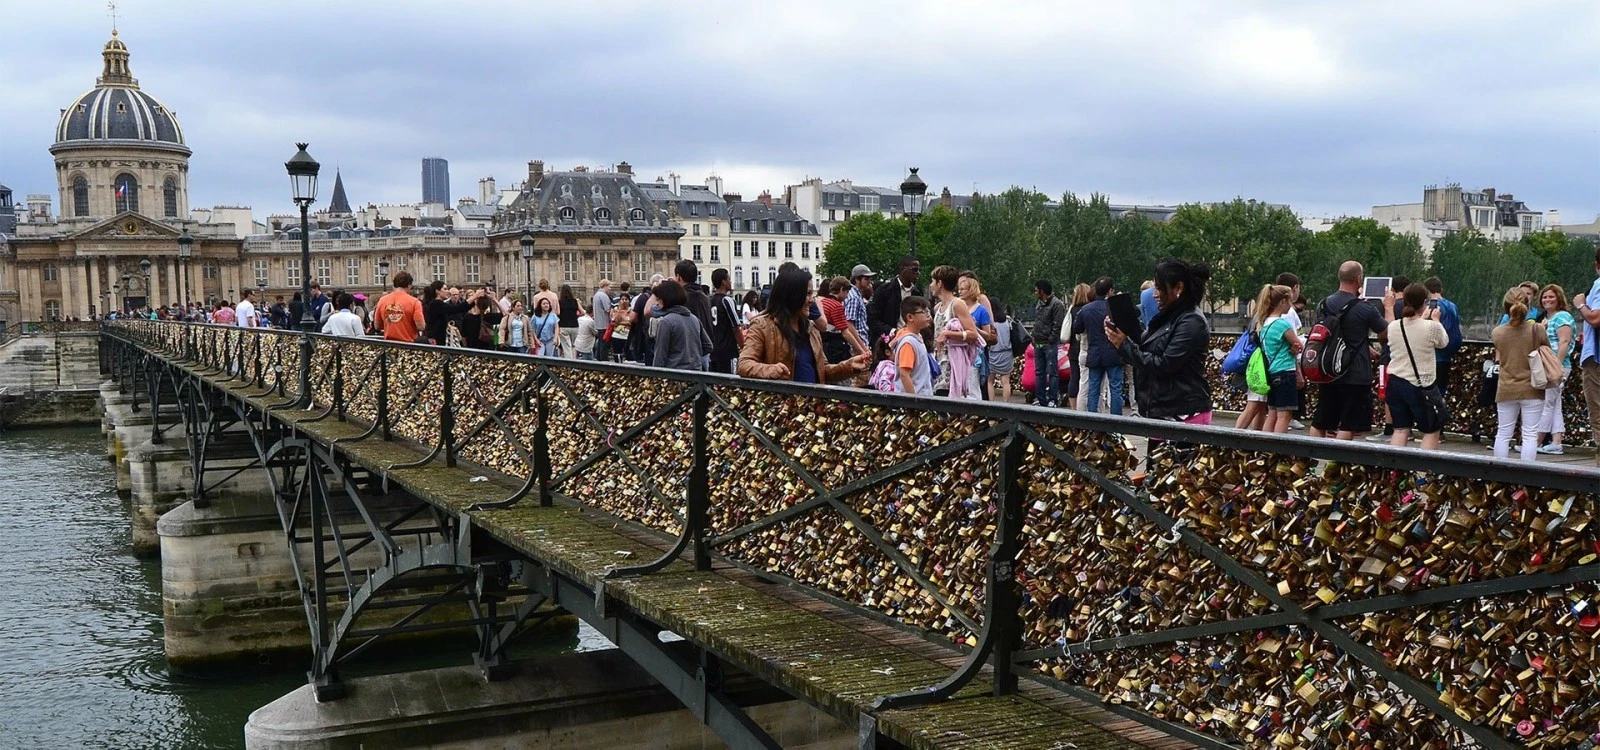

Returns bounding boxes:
[1306,261,1392,440]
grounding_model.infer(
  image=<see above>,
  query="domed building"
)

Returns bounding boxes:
[1,32,245,323]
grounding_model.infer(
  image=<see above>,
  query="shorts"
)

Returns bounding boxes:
[1246,389,1267,403]
[1312,382,1373,434]
[1386,375,1443,433]
[1266,370,1298,410]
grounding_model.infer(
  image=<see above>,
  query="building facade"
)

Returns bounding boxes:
[728,194,821,290]
[784,178,908,247]
[0,183,14,235]
[422,157,450,206]
[637,171,730,269]
[1373,185,1544,254]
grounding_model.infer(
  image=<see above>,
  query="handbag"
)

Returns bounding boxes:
[1398,318,1448,433]
[1222,330,1258,375]
[1528,325,1563,389]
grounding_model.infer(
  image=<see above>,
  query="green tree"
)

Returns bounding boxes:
[1524,230,1598,290]
[815,205,953,281]
[941,188,1058,308]
[1162,199,1309,313]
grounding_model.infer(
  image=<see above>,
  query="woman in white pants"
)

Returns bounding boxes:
[1490,287,1551,461]
[1536,284,1575,454]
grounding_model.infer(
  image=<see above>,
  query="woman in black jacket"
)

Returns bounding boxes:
[1105,258,1213,424]
[459,294,503,350]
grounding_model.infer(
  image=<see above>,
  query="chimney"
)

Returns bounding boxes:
[723,193,742,204]
[616,161,634,176]
[527,160,544,188]
[940,186,952,209]
[573,165,589,173]
[757,190,773,207]
[1483,187,1496,201]
[478,177,496,205]
[668,172,681,196]
[707,175,724,196]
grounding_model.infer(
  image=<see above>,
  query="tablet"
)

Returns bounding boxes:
[1363,276,1391,300]
[1106,292,1144,344]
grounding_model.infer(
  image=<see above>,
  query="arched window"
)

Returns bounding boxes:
[629,208,645,222]
[594,207,611,223]
[558,206,576,221]
[114,174,139,214]
[44,300,62,321]
[43,263,58,282]
[734,267,744,289]
[163,177,178,217]
[72,176,89,217]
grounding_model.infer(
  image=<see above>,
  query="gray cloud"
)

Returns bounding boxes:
[2,0,1596,223]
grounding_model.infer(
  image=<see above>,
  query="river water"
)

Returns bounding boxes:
[0,426,593,749]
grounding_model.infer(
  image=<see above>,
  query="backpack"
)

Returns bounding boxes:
[1221,330,1258,375]
[1301,297,1360,384]
[872,334,916,391]
[1245,333,1270,395]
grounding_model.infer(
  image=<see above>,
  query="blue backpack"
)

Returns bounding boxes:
[1221,330,1258,375]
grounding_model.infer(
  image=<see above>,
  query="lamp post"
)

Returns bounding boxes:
[519,232,534,304]
[177,229,194,307]
[139,258,152,314]
[120,273,131,314]
[899,167,927,261]
[285,143,321,406]
[110,283,120,318]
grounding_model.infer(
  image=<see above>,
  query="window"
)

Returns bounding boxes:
[630,208,645,222]
[710,224,719,237]
[373,258,388,286]
[827,209,836,222]
[595,207,611,223]
[559,206,576,221]
[735,267,744,288]
[42,262,58,282]
[768,268,777,285]
[779,221,789,233]
[693,224,701,236]
[562,251,578,282]
[801,242,810,259]
[44,300,61,320]
[564,237,577,245]
[635,238,648,245]
[313,258,331,285]
[163,178,178,217]
[114,174,139,214]
[784,242,793,259]
[861,195,878,212]
[430,254,446,282]
[1475,209,1492,228]
[600,238,613,245]
[710,245,720,262]
[693,245,703,262]
[254,259,270,287]
[598,251,614,278]
[689,203,700,216]
[72,176,89,217]
[346,257,362,285]
[767,242,777,258]
[286,259,302,287]
[746,219,756,232]
[1521,215,1536,232]
[464,254,480,283]
[395,255,409,272]
[203,262,220,280]
[844,210,851,219]
[633,253,649,282]
[733,240,743,257]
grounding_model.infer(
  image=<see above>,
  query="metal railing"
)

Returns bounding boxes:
[110,320,1600,750]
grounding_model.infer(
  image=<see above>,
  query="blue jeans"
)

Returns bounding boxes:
[1086,365,1124,415]
[1034,343,1059,405]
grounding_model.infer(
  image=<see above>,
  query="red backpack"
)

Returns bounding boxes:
[1300,297,1360,384]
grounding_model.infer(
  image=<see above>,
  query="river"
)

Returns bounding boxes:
[0,426,594,749]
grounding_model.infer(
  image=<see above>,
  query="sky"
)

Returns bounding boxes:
[2,0,1597,223]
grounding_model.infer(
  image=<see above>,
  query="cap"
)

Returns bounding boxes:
[850,264,876,279]
[353,293,367,300]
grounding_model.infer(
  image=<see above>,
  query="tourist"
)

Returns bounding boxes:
[458,293,502,351]
[1536,284,1575,454]
[350,293,368,328]
[212,300,236,325]
[608,281,634,363]
[629,275,664,364]
[494,284,512,315]
[1423,277,1464,392]
[591,280,614,362]
[1234,285,1273,431]
[1575,247,1600,467]
[1031,280,1068,408]
[1492,287,1552,461]
[868,256,923,358]
[1255,284,1302,433]
[574,311,598,361]
[320,293,365,337]
[738,267,870,382]
[533,279,559,316]
[1138,279,1158,329]
[309,283,328,322]
[846,265,873,342]
[1386,283,1448,449]
[1309,261,1391,440]
[707,269,742,374]
[818,275,869,364]
[235,289,259,328]
[424,282,467,345]
[1074,277,1122,415]
[498,299,531,354]
[1106,259,1213,424]
[1063,283,1091,409]
[740,290,763,327]
[889,296,934,395]
[988,301,1016,402]
[372,272,425,343]
[529,296,558,356]
[957,273,997,398]
[557,284,584,358]
[650,280,711,371]
[929,265,981,399]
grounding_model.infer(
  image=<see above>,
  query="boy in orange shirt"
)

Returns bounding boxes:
[892,296,934,395]
[372,271,426,342]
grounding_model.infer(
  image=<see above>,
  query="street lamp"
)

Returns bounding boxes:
[120,273,131,313]
[519,232,534,304]
[899,167,927,260]
[177,229,194,306]
[286,143,320,406]
[139,258,152,312]
[377,257,391,292]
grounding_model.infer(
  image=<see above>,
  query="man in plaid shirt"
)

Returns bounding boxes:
[845,264,873,346]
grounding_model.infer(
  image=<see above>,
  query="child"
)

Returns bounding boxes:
[892,296,934,395]
[1257,284,1303,433]
[574,313,598,360]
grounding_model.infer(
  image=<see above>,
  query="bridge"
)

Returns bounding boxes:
[102,320,1600,749]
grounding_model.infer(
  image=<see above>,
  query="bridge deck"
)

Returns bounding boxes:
[203,368,1189,750]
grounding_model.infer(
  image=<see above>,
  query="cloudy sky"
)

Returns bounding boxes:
[2,0,1597,222]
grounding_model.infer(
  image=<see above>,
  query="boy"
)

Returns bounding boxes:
[893,296,934,395]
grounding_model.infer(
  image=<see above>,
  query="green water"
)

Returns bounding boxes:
[0,426,592,748]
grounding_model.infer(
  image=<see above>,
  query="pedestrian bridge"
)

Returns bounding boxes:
[103,320,1600,750]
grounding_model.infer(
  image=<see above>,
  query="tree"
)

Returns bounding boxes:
[941,188,1058,308]
[1162,199,1309,313]
[1524,230,1598,291]
[815,205,953,281]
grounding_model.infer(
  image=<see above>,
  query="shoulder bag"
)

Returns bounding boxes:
[1528,325,1563,390]
[1398,319,1447,434]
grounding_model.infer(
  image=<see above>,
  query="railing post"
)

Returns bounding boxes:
[378,350,391,441]
[149,360,164,444]
[130,354,142,413]
[442,353,456,468]
[535,371,551,507]
[688,386,712,571]
[255,332,266,389]
[332,345,346,422]
[989,427,1026,696]
[297,329,313,409]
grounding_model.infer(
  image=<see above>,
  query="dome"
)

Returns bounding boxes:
[51,32,188,155]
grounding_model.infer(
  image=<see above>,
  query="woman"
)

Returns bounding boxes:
[1254,284,1303,433]
[424,283,468,345]
[957,273,998,399]
[529,297,558,356]
[1105,259,1213,424]
[741,290,763,327]
[212,301,236,325]
[1235,284,1274,432]
[738,267,870,383]
[557,284,585,359]
[817,276,867,364]
[988,301,1016,402]
[498,299,532,354]
[650,280,712,371]
[1536,284,1575,454]
[1491,287,1551,461]
[1386,283,1448,448]
[1062,283,1092,409]
[926,265,980,398]
[608,286,634,363]
[460,294,502,351]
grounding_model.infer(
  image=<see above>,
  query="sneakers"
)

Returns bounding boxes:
[1289,420,1305,430]
[1487,442,1521,452]
[1364,433,1389,443]
[1538,444,1565,455]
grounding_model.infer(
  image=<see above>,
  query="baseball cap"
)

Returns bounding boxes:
[851,264,875,279]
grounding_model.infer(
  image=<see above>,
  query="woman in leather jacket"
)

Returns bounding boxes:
[1105,258,1214,424]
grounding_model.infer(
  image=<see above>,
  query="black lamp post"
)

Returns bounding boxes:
[177,229,194,306]
[285,143,321,406]
[120,273,131,313]
[377,257,390,293]
[110,282,120,317]
[139,257,152,312]
[899,167,927,261]
[519,232,534,304]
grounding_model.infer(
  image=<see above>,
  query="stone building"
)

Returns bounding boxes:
[1,32,245,322]
[636,171,731,268]
[728,193,822,290]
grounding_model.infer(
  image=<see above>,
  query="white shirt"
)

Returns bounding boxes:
[321,309,366,337]
[1283,307,1303,331]
[574,315,598,353]
[236,299,257,327]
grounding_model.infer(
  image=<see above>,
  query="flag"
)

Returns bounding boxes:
[116,182,126,198]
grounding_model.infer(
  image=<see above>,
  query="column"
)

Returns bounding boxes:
[148,259,161,308]
[88,259,102,317]
[20,266,39,320]
[74,259,91,318]
[170,259,182,305]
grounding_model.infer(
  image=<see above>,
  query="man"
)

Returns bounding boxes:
[591,279,614,362]
[846,264,873,340]
[308,283,328,322]
[630,275,664,363]
[533,279,559,316]
[235,289,260,328]
[1072,277,1122,415]
[495,285,513,315]
[1032,280,1068,408]
[1138,280,1158,329]
[676,260,715,338]
[371,271,426,343]
[708,269,741,374]
[1309,261,1392,440]
[269,296,289,328]
[320,293,365,337]
[1422,277,1463,393]
[1573,247,1600,467]
[868,256,922,356]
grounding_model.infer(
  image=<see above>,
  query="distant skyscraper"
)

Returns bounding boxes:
[422,157,450,205]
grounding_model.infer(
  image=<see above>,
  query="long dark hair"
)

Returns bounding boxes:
[1153,258,1210,311]
[742,290,763,311]
[559,284,576,304]
[768,267,812,347]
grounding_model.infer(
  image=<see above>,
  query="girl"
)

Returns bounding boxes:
[1385,283,1448,449]
[1536,284,1574,454]
[498,299,531,354]
[1235,285,1273,431]
[1490,287,1551,461]
[529,297,558,356]
[929,265,980,399]
[1255,284,1302,433]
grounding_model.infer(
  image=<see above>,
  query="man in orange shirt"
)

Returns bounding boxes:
[372,271,425,343]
